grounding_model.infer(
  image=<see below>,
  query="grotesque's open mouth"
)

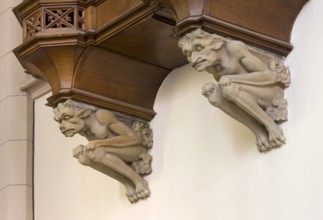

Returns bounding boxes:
[192,59,208,68]
[62,129,76,137]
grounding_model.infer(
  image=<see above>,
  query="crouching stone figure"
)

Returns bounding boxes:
[178,28,290,152]
[54,99,152,203]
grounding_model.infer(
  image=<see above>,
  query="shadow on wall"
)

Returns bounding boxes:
[152,63,258,174]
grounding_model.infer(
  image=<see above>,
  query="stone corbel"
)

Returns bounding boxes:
[54,99,153,203]
[13,0,306,205]
[13,0,176,204]
[178,28,290,152]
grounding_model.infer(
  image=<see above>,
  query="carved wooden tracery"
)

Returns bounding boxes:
[23,5,85,39]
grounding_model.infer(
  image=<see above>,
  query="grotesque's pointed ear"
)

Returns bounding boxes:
[212,38,224,50]
[77,109,92,118]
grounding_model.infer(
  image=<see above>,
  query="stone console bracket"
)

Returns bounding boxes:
[54,99,153,203]
[13,0,307,203]
[179,29,290,152]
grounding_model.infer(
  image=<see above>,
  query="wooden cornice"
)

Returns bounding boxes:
[174,15,294,56]
[156,0,308,56]
[13,0,308,120]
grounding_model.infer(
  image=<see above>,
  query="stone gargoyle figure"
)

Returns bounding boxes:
[53,99,153,203]
[178,28,290,152]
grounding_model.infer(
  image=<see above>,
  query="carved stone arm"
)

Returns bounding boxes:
[221,56,290,87]
[86,135,142,151]
[220,71,279,87]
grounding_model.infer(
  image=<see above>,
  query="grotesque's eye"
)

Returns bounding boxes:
[194,44,204,52]
[63,115,72,120]
[54,118,62,123]
[183,50,191,57]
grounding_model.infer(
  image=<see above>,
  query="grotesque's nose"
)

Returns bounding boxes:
[190,52,199,65]
[59,121,66,131]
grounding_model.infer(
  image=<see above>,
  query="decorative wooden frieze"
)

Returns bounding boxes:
[24,9,42,38]
[23,4,85,40]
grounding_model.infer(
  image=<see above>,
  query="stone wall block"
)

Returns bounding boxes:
[0,10,22,57]
[0,185,32,220]
[0,52,26,101]
[0,96,33,144]
[0,0,22,16]
[0,141,32,190]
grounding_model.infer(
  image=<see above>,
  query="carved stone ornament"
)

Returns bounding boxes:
[53,99,153,203]
[178,28,290,152]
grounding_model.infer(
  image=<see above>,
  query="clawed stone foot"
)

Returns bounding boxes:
[256,135,272,153]
[256,126,286,153]
[268,125,286,148]
[72,145,92,165]
[72,145,84,158]
[126,181,150,203]
[126,187,137,203]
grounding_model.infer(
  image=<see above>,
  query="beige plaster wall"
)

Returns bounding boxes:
[33,0,323,219]
[0,0,33,220]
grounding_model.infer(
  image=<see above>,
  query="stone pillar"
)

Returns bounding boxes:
[0,0,33,219]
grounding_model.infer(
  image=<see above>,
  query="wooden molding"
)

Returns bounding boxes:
[174,16,293,56]
[156,0,308,56]
[13,0,308,121]
[47,88,156,120]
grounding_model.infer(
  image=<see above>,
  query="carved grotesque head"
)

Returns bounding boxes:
[178,28,225,72]
[53,100,93,137]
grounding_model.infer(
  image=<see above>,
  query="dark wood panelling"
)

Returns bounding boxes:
[13,0,308,121]
[47,88,157,120]
[95,0,143,29]
[99,17,187,70]
[156,0,308,55]
[174,16,293,56]
[206,0,308,41]
[73,46,169,110]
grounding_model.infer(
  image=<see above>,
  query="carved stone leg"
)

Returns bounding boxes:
[54,99,154,203]
[74,145,138,202]
[220,82,286,147]
[91,165,138,203]
[87,148,150,203]
[203,83,272,152]
[74,145,149,203]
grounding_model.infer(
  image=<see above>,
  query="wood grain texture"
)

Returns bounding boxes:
[73,46,169,110]
[206,0,308,41]
[157,0,308,55]
[13,0,308,121]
